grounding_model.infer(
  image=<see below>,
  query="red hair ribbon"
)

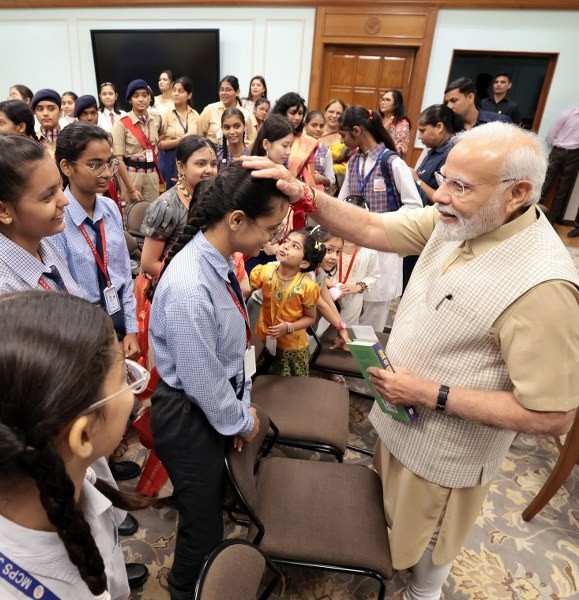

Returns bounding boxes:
[368,110,373,120]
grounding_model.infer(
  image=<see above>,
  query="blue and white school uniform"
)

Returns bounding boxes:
[0,234,84,296]
[53,188,137,336]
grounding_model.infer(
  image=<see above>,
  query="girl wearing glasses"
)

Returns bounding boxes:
[54,122,139,360]
[148,162,288,597]
[0,291,152,600]
[0,134,82,296]
[198,75,249,145]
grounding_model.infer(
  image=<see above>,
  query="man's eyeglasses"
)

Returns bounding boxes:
[80,359,150,416]
[434,171,517,198]
[253,220,286,244]
[71,159,120,178]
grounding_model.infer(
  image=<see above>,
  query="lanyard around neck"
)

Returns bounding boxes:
[79,221,111,285]
[338,246,360,284]
[356,148,386,194]
[173,109,189,134]
[225,281,251,347]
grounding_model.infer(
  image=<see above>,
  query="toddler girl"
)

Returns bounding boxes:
[251,229,326,376]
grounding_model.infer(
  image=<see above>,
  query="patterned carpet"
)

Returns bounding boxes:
[120,245,579,600]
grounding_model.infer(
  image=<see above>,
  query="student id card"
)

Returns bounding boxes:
[244,345,257,379]
[104,285,121,315]
[145,149,154,162]
[373,177,386,192]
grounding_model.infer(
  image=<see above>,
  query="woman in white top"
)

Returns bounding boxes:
[154,69,175,114]
[241,75,268,112]
[0,292,152,600]
[59,90,77,129]
[97,82,126,133]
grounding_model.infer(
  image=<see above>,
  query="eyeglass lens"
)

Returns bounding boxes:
[92,160,119,176]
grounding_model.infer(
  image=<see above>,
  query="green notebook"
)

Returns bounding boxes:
[347,339,418,423]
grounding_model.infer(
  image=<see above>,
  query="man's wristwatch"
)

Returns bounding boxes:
[436,384,449,411]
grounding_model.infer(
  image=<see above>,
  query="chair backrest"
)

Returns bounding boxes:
[124,230,139,255]
[125,200,151,233]
[194,538,280,600]
[225,404,271,541]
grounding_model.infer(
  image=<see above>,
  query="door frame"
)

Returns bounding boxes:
[447,49,559,132]
[309,5,438,148]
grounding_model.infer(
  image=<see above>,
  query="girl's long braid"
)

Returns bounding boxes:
[18,439,108,596]
[221,135,229,169]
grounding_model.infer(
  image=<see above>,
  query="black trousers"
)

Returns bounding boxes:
[150,379,226,600]
[540,145,579,224]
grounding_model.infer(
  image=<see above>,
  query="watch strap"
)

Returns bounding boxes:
[436,384,449,411]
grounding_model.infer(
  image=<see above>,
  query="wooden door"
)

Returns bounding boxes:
[320,45,416,111]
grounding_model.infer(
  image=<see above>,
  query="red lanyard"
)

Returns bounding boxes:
[38,275,69,293]
[79,221,111,285]
[38,278,56,292]
[225,282,251,347]
[338,246,360,284]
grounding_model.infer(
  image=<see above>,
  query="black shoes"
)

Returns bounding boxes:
[108,459,141,481]
[118,513,139,537]
[126,563,149,589]
[567,227,579,238]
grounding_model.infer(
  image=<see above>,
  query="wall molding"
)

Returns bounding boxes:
[1,0,578,9]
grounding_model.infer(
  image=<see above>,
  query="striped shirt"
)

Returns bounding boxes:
[149,231,254,436]
[0,233,84,296]
[52,188,137,333]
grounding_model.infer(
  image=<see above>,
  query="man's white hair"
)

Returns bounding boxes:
[451,122,547,206]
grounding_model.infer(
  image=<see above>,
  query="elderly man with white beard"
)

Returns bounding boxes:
[243,121,579,600]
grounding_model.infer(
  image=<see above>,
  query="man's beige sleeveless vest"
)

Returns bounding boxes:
[370,210,579,488]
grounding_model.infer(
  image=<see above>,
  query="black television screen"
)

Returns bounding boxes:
[90,29,220,113]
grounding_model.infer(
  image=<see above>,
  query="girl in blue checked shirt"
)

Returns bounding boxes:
[0,134,83,295]
[54,121,139,359]
[148,162,289,598]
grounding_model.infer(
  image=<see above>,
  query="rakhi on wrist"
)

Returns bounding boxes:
[291,183,319,213]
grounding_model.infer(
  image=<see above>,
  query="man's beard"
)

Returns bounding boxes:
[434,189,505,241]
